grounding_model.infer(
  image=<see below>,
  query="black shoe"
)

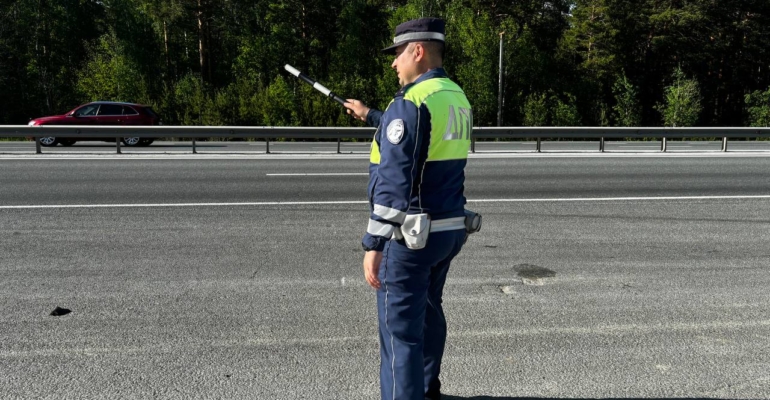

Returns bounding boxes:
[426,378,441,399]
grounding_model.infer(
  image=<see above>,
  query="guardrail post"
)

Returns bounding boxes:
[192,139,197,154]
[721,137,728,152]
[471,136,476,153]
[265,138,270,154]
[600,137,605,153]
[35,137,42,154]
[536,137,541,153]
[661,137,667,152]
[116,138,122,154]
[337,138,341,154]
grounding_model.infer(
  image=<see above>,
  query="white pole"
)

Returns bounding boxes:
[497,32,504,127]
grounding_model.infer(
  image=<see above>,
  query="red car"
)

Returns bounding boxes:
[27,101,161,146]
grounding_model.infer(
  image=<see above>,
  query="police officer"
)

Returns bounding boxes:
[345,17,473,400]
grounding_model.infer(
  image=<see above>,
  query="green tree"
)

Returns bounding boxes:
[612,74,641,126]
[77,31,149,103]
[257,75,297,126]
[657,67,702,127]
[172,73,208,125]
[552,93,581,126]
[562,0,617,79]
[523,93,548,126]
[744,89,770,127]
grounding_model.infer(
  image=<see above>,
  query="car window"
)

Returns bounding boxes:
[98,104,123,116]
[122,106,139,116]
[75,105,99,116]
[144,107,159,118]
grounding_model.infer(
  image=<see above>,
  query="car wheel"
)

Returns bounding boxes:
[122,137,142,146]
[39,137,59,147]
[60,139,76,146]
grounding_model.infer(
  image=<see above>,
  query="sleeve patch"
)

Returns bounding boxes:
[386,119,405,144]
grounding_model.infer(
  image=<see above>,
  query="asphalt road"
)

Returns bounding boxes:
[1,155,769,399]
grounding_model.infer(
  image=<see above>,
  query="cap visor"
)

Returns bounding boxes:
[381,42,401,54]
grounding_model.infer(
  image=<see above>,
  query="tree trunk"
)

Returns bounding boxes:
[197,0,205,81]
[163,20,170,75]
[206,16,212,83]
[588,5,596,63]
[36,0,52,113]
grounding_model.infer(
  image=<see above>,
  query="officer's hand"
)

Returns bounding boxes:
[363,250,382,290]
[345,99,370,122]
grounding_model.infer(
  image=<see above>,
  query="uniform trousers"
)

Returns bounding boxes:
[377,229,465,400]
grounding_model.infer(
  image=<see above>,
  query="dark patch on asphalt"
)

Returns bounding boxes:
[484,245,497,248]
[514,264,556,279]
[50,307,71,316]
[512,264,556,286]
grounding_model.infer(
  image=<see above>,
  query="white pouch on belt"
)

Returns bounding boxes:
[400,213,431,250]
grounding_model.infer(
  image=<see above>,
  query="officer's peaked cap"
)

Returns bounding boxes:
[382,17,446,54]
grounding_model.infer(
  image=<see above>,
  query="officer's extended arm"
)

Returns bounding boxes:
[345,99,382,127]
[362,100,425,251]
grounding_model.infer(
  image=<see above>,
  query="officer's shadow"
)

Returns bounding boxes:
[442,397,729,400]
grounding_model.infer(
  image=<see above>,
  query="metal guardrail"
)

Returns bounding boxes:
[0,125,768,154]
[473,126,770,152]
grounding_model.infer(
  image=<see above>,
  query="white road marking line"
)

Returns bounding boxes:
[309,146,370,149]
[469,152,770,158]
[470,195,770,202]
[0,201,369,210]
[2,195,769,210]
[266,173,368,176]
